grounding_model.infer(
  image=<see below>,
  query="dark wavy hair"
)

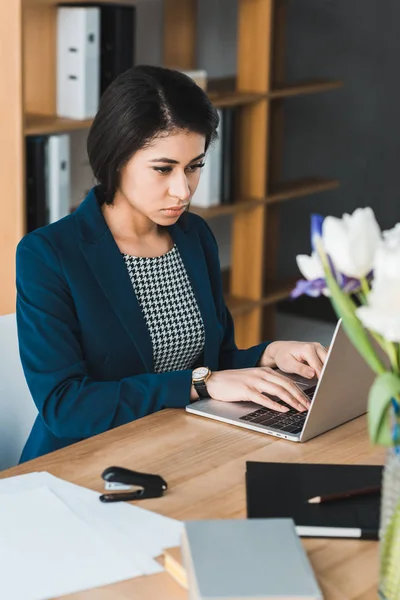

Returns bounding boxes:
[87,65,219,205]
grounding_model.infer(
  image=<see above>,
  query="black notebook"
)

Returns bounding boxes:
[246,461,383,540]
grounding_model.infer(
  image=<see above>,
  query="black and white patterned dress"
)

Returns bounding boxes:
[123,244,205,373]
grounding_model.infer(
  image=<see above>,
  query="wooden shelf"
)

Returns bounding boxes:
[225,279,297,317]
[226,295,259,317]
[190,197,264,220]
[267,177,339,204]
[208,90,267,108]
[263,278,298,306]
[24,91,266,136]
[24,80,342,136]
[269,79,343,99]
[208,76,343,103]
[25,114,93,136]
[190,178,338,220]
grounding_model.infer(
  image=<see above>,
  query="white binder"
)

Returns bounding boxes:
[47,134,71,223]
[191,109,223,208]
[57,7,100,120]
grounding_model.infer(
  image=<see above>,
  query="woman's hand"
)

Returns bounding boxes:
[260,340,328,379]
[206,367,310,413]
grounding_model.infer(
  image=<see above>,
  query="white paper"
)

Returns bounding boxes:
[41,472,183,563]
[0,472,184,600]
[0,486,142,600]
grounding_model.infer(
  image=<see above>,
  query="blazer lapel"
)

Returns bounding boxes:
[169,220,220,370]
[76,190,153,372]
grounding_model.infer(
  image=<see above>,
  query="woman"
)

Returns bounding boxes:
[16,66,327,462]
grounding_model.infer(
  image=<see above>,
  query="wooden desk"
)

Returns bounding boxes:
[1,410,385,600]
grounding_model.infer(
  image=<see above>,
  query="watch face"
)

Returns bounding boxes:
[193,367,209,381]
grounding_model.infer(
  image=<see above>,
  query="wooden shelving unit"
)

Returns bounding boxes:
[0,0,341,348]
[25,114,94,136]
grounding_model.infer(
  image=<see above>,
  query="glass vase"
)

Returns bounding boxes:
[378,446,400,599]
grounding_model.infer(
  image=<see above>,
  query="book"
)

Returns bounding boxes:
[181,518,322,600]
[220,107,237,204]
[246,461,383,539]
[99,3,136,96]
[191,109,223,208]
[180,69,208,91]
[26,136,48,232]
[47,134,71,223]
[163,546,188,589]
[57,6,100,119]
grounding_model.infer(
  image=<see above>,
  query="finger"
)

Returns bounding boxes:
[298,344,325,378]
[260,381,308,412]
[262,372,310,410]
[274,357,315,380]
[248,391,290,413]
[317,344,329,366]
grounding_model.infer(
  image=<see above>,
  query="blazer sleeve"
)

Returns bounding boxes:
[16,235,193,442]
[196,217,270,370]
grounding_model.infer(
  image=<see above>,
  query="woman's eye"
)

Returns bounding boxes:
[154,167,172,174]
[153,163,205,175]
[186,163,205,172]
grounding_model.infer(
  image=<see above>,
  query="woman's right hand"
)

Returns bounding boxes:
[206,367,310,413]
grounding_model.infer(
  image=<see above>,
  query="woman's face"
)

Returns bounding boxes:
[115,129,206,225]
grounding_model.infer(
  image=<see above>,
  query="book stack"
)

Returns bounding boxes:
[191,107,238,209]
[56,4,136,120]
[164,519,323,600]
[26,129,96,232]
[26,134,71,232]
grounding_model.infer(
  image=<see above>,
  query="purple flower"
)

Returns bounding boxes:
[290,278,327,299]
[311,214,324,252]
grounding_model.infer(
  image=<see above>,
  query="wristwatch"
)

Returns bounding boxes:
[192,366,211,399]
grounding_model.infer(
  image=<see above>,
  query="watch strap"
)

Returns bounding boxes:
[193,380,209,399]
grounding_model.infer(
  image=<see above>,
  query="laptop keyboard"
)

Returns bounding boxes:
[239,385,317,434]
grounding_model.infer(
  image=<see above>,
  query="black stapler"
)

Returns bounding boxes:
[99,465,168,503]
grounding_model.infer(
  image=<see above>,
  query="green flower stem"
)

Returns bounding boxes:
[360,276,370,297]
[315,238,385,376]
[356,291,367,305]
[386,343,400,375]
[367,330,400,374]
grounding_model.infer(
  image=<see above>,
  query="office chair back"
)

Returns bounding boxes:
[0,313,37,470]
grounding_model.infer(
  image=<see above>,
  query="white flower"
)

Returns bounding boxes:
[296,252,324,280]
[322,207,381,279]
[374,223,400,280]
[356,277,400,342]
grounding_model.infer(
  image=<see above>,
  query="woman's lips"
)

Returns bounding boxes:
[161,206,187,216]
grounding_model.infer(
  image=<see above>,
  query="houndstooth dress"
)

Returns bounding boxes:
[123,244,205,373]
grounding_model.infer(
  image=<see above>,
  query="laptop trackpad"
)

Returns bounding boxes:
[274,368,318,389]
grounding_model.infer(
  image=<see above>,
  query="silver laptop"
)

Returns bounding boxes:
[186,319,376,442]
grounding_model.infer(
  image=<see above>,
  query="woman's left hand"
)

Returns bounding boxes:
[260,340,328,379]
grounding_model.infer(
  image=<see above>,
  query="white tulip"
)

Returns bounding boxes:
[296,252,324,280]
[322,207,381,279]
[356,277,400,342]
[374,223,400,280]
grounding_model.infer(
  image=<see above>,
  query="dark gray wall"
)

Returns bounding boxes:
[278,0,400,277]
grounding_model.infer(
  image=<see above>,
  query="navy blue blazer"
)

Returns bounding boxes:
[16,187,269,462]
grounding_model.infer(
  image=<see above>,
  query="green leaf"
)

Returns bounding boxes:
[324,268,386,376]
[368,372,400,446]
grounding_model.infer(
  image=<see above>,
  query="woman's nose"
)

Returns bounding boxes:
[169,170,191,201]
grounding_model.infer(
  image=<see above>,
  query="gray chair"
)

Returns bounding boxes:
[0,313,37,469]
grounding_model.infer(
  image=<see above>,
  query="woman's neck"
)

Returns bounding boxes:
[101,196,172,257]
